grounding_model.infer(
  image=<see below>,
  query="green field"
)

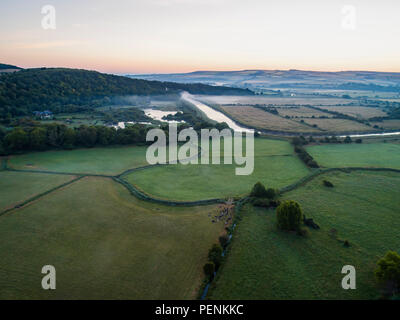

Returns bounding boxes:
[0,177,224,299]
[209,170,400,299]
[125,138,310,201]
[8,146,150,175]
[307,143,400,169]
[0,171,75,212]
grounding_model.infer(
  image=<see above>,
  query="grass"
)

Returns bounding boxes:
[0,177,224,299]
[0,171,76,212]
[307,143,400,169]
[8,145,150,175]
[209,170,400,299]
[125,138,310,201]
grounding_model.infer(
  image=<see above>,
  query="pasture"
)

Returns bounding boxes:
[209,170,400,299]
[8,145,150,175]
[125,138,310,201]
[0,177,224,299]
[307,143,400,169]
[0,171,76,212]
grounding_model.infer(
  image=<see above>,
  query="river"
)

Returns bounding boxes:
[181,92,254,133]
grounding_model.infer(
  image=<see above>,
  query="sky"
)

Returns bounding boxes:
[0,0,400,74]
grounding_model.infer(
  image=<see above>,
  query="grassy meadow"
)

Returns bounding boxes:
[124,138,310,201]
[8,145,150,175]
[0,171,76,212]
[209,170,400,299]
[307,143,400,169]
[0,177,224,299]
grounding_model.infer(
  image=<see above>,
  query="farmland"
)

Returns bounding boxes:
[124,138,310,201]
[302,118,373,132]
[307,143,400,169]
[220,106,318,133]
[0,177,224,299]
[209,170,400,299]
[8,146,150,175]
[317,106,388,120]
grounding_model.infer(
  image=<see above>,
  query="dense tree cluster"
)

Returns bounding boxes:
[0,123,150,155]
[0,68,252,120]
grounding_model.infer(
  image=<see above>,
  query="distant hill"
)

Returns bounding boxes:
[0,63,22,73]
[0,67,252,117]
[128,69,400,92]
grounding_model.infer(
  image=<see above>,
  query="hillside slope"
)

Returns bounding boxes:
[0,67,252,117]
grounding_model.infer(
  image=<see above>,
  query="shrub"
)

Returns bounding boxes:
[344,136,352,143]
[265,188,278,199]
[219,235,229,248]
[269,199,281,208]
[208,244,223,268]
[343,240,350,247]
[276,200,303,232]
[203,262,215,278]
[355,138,362,144]
[252,198,270,207]
[375,251,400,296]
[250,182,268,198]
[323,180,334,187]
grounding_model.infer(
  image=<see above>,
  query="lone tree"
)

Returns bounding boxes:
[250,182,268,198]
[375,251,400,297]
[276,200,303,231]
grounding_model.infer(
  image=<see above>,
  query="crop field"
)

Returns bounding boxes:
[302,118,373,132]
[276,106,332,118]
[0,177,224,299]
[0,171,76,212]
[8,146,150,175]
[317,106,388,120]
[307,143,400,169]
[220,106,319,132]
[209,170,400,299]
[125,138,310,201]
[197,95,352,106]
[370,120,400,130]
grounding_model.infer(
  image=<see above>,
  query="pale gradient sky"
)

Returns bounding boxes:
[1,0,399,74]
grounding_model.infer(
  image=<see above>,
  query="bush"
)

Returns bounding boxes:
[265,188,277,199]
[208,244,223,268]
[276,200,303,232]
[323,180,334,187]
[344,136,352,143]
[219,235,229,248]
[250,182,268,198]
[203,262,215,278]
[343,240,350,247]
[375,251,400,296]
[269,199,281,208]
[355,138,362,144]
[252,198,270,207]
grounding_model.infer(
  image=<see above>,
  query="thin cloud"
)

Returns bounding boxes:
[15,41,88,49]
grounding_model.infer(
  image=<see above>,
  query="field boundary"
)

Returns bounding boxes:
[0,175,85,216]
